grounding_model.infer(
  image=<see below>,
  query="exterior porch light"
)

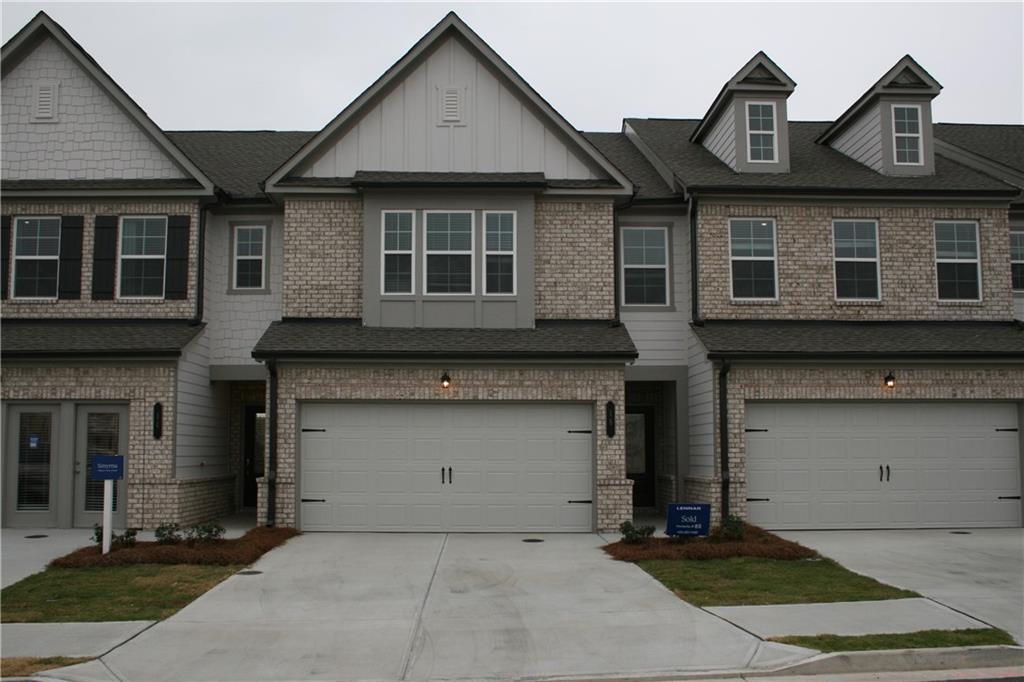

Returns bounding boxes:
[884,371,896,389]
[440,371,452,389]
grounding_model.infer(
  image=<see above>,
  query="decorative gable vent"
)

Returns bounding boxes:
[440,87,462,123]
[33,81,59,121]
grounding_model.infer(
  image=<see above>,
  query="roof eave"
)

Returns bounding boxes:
[707,351,1024,361]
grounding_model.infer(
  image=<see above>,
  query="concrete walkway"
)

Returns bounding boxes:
[707,598,993,638]
[40,533,813,682]
[0,621,154,658]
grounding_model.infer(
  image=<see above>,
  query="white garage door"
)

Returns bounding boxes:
[746,401,1022,530]
[299,402,594,532]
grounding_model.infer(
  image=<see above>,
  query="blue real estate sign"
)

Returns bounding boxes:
[90,455,124,481]
[665,503,711,537]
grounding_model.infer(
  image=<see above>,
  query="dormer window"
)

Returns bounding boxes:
[746,102,777,163]
[892,105,922,165]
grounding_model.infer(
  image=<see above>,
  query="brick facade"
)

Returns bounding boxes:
[534,198,616,320]
[259,365,632,532]
[282,198,363,318]
[698,202,1013,321]
[1,199,200,319]
[685,363,1024,526]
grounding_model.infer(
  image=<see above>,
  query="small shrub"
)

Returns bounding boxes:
[604,522,817,561]
[91,525,137,548]
[712,514,746,541]
[619,520,656,544]
[155,523,183,544]
[185,522,226,543]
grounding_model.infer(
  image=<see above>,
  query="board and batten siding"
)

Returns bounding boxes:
[686,334,715,480]
[299,36,603,179]
[175,331,229,479]
[830,103,884,172]
[703,100,737,170]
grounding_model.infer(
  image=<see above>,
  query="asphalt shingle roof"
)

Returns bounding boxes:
[253,319,637,360]
[627,118,1018,196]
[2,319,204,358]
[934,123,1024,174]
[1,178,203,191]
[583,132,678,201]
[693,320,1024,359]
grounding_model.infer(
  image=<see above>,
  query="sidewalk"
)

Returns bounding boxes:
[0,621,154,658]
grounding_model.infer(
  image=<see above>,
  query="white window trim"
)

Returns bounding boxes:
[232,223,268,291]
[933,220,982,302]
[380,210,416,296]
[483,210,517,296]
[116,215,167,300]
[728,217,779,301]
[1011,228,1024,293]
[892,104,924,167]
[11,215,61,301]
[831,219,882,302]
[620,225,671,307]
[745,101,778,164]
[423,210,475,296]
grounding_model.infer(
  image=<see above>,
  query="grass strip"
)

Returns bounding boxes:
[771,628,1017,652]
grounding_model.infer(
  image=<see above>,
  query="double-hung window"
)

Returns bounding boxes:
[1011,230,1024,292]
[12,216,61,299]
[621,226,669,305]
[746,102,777,162]
[118,216,167,298]
[382,211,414,294]
[729,218,777,299]
[833,220,880,300]
[233,224,266,290]
[424,211,473,294]
[892,105,922,165]
[935,221,980,300]
[484,211,515,295]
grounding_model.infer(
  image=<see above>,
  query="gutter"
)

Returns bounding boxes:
[717,361,731,524]
[266,359,278,527]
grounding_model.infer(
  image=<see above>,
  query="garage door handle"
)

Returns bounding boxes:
[567,429,592,434]
[879,465,883,482]
[302,428,326,433]
[995,428,1018,432]
[441,467,446,484]
[746,497,770,502]
[886,465,890,482]
[448,467,453,483]
[567,500,592,504]
[998,496,1021,500]
[301,498,326,503]
[745,428,769,433]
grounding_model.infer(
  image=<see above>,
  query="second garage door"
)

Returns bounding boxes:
[299,402,594,532]
[746,401,1022,530]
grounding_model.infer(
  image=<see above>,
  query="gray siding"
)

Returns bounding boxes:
[687,334,714,480]
[831,103,884,172]
[1,36,186,180]
[300,36,602,179]
[204,211,284,366]
[175,332,229,480]
[703,101,737,170]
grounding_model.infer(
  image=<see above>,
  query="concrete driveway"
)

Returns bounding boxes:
[49,533,810,682]
[777,529,1024,644]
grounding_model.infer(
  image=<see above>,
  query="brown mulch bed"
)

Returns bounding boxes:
[49,527,299,568]
[604,524,818,561]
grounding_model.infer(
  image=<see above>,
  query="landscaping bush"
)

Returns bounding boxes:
[91,525,137,549]
[604,522,817,561]
[183,522,226,543]
[154,523,182,544]
[619,520,655,544]
[51,526,299,568]
[711,514,746,541]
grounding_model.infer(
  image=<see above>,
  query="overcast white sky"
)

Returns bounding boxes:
[2,2,1021,132]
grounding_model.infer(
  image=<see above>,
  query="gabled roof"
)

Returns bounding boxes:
[816,55,942,145]
[263,12,632,196]
[1,12,215,197]
[690,51,797,144]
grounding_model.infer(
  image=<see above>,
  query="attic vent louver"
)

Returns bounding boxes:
[441,87,462,123]
[33,81,58,121]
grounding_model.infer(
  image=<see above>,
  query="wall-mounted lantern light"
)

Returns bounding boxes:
[884,371,896,389]
[440,371,452,389]
[605,401,616,438]
[153,402,163,439]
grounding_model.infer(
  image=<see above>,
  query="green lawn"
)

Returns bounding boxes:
[638,557,919,606]
[1,564,240,623]
[772,628,1017,652]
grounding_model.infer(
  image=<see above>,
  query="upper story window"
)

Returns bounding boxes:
[746,102,777,163]
[892,105,922,165]
[729,218,777,300]
[424,211,473,294]
[1011,229,1024,292]
[382,211,414,295]
[12,216,60,299]
[833,220,880,300]
[233,224,266,290]
[621,226,669,306]
[934,221,980,301]
[484,212,516,295]
[118,216,167,298]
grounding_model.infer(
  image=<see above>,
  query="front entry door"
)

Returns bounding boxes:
[626,407,656,508]
[73,406,128,529]
[243,406,266,508]
[4,405,60,528]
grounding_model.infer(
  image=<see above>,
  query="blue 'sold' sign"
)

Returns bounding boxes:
[90,455,124,481]
[665,503,711,537]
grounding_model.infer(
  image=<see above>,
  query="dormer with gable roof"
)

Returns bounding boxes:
[817,55,942,176]
[689,52,796,174]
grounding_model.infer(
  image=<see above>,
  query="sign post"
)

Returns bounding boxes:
[665,503,711,538]
[90,455,124,554]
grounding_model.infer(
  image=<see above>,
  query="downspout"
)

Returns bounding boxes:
[718,360,731,524]
[689,194,701,325]
[266,359,278,527]
[190,204,208,325]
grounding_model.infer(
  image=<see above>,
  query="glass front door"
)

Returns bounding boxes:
[74,406,128,529]
[626,407,656,508]
[4,406,59,527]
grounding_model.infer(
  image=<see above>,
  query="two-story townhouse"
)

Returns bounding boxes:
[626,52,1024,529]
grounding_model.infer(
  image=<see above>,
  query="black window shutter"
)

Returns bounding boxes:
[165,215,190,300]
[58,215,84,300]
[1,216,10,300]
[92,216,119,300]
